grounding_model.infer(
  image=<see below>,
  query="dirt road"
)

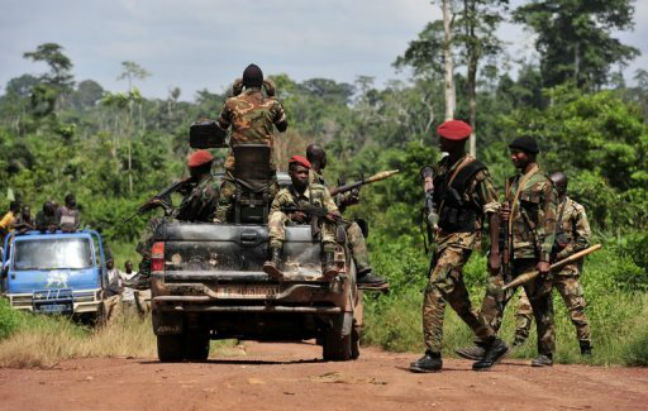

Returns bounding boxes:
[1,341,646,411]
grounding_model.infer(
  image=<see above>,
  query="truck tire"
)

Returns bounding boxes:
[157,335,184,362]
[183,332,210,361]
[322,315,353,361]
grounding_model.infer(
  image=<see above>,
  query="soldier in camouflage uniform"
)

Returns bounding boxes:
[263,155,339,280]
[305,144,388,290]
[456,136,558,367]
[129,150,220,289]
[215,64,288,222]
[409,120,508,373]
[512,171,592,355]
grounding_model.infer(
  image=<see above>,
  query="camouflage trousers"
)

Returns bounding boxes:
[216,172,279,223]
[268,211,337,252]
[346,221,370,273]
[423,245,495,353]
[479,258,556,356]
[514,271,590,344]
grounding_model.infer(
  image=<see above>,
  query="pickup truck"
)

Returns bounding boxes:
[1,229,108,321]
[150,172,363,362]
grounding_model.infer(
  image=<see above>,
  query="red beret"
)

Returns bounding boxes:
[289,155,311,169]
[437,120,472,140]
[187,150,214,167]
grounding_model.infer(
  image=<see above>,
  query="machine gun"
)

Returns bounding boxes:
[280,204,347,240]
[123,177,196,223]
[420,166,439,254]
[328,170,399,197]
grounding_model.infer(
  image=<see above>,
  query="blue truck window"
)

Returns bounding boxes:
[14,238,93,271]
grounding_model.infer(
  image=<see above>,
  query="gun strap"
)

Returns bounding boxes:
[508,163,539,240]
[438,155,474,216]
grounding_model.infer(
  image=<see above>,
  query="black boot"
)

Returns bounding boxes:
[263,247,284,280]
[357,269,389,291]
[472,338,509,371]
[531,353,553,367]
[410,350,442,373]
[580,340,592,356]
[455,342,487,360]
[322,251,338,279]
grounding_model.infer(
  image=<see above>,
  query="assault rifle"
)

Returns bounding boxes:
[123,177,196,223]
[280,204,346,239]
[419,166,439,254]
[328,170,399,197]
[502,244,602,290]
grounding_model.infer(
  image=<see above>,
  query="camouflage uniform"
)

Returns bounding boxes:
[309,169,370,272]
[216,88,287,222]
[513,196,591,345]
[268,183,338,253]
[478,165,558,356]
[135,175,220,284]
[423,155,500,354]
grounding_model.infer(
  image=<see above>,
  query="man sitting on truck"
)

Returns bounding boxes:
[35,201,59,233]
[263,155,340,280]
[57,193,81,232]
[129,150,220,290]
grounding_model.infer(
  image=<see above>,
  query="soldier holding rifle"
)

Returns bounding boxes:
[410,120,508,373]
[457,136,559,367]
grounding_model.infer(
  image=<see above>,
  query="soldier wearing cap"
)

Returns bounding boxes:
[129,150,220,289]
[215,64,288,222]
[456,135,558,367]
[263,155,339,280]
[410,120,508,373]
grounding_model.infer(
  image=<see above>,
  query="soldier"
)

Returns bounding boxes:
[215,64,288,222]
[512,171,592,355]
[305,144,388,289]
[456,136,558,367]
[129,150,220,289]
[263,155,339,280]
[409,120,508,373]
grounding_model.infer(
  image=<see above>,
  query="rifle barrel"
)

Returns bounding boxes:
[329,169,399,196]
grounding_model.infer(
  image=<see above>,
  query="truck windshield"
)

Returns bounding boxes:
[13,238,93,270]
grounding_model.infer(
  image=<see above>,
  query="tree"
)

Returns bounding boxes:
[117,61,151,92]
[73,79,104,108]
[513,0,640,90]
[23,43,75,116]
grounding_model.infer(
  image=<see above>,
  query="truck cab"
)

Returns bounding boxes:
[1,230,108,320]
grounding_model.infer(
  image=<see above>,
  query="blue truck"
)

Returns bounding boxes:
[1,229,108,320]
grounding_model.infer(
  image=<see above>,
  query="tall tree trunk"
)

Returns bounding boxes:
[466,0,478,157]
[442,0,456,120]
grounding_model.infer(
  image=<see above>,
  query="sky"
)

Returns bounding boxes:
[1,0,646,101]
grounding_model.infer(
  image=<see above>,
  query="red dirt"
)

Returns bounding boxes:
[1,341,646,411]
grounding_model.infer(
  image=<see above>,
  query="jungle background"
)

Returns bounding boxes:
[1,0,647,367]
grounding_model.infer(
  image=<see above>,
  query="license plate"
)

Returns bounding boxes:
[215,285,280,298]
[36,304,72,313]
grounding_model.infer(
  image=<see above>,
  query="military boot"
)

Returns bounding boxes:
[531,353,553,367]
[263,247,284,280]
[455,343,486,361]
[579,340,592,356]
[472,338,509,371]
[322,251,338,279]
[357,269,389,291]
[410,350,442,373]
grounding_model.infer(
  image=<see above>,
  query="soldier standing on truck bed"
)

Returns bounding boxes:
[263,155,339,280]
[409,120,508,373]
[456,136,559,367]
[128,150,220,290]
[215,64,288,223]
[512,171,593,355]
[305,144,388,290]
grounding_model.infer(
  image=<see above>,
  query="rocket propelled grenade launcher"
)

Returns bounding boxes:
[328,169,400,196]
[502,244,602,290]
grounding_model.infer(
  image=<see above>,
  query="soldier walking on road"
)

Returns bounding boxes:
[305,144,388,289]
[512,171,592,355]
[263,155,339,280]
[410,120,508,373]
[215,64,288,222]
[456,136,558,367]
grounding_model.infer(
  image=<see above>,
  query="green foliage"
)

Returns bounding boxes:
[0,299,20,340]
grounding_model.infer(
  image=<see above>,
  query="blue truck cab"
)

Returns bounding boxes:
[1,229,107,319]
